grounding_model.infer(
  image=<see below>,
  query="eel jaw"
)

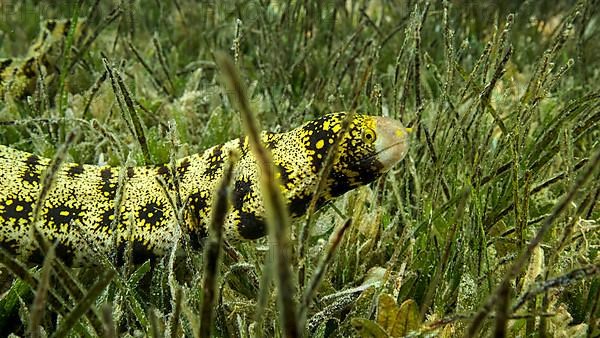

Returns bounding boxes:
[372,116,410,172]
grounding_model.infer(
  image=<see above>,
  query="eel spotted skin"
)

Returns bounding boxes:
[0,113,409,265]
[0,18,87,100]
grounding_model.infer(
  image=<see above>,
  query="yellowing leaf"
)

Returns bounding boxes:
[521,246,544,292]
[390,299,420,337]
[438,324,455,338]
[377,294,399,330]
[351,318,389,338]
[376,294,421,337]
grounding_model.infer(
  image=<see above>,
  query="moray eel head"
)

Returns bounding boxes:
[332,113,409,194]
[370,115,410,172]
[294,113,409,201]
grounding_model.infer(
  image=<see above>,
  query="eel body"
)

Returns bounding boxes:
[0,113,409,265]
[0,18,87,100]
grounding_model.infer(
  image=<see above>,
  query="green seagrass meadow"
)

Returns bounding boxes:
[0,1,599,337]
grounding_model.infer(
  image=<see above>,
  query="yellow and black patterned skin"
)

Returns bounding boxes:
[0,113,409,265]
[0,19,86,100]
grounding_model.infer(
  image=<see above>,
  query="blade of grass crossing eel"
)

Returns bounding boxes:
[199,153,238,338]
[215,52,300,338]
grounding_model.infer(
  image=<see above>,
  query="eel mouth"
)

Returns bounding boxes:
[372,116,410,171]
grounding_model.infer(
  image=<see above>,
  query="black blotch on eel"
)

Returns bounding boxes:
[232,179,266,240]
[22,154,42,184]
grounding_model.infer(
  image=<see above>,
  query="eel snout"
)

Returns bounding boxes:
[373,116,410,171]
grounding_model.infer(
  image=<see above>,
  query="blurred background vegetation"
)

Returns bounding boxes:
[0,0,599,336]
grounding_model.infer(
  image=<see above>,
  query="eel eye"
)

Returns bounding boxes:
[362,128,377,144]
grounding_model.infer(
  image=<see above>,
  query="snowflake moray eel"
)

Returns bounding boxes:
[0,17,410,266]
[0,114,409,265]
